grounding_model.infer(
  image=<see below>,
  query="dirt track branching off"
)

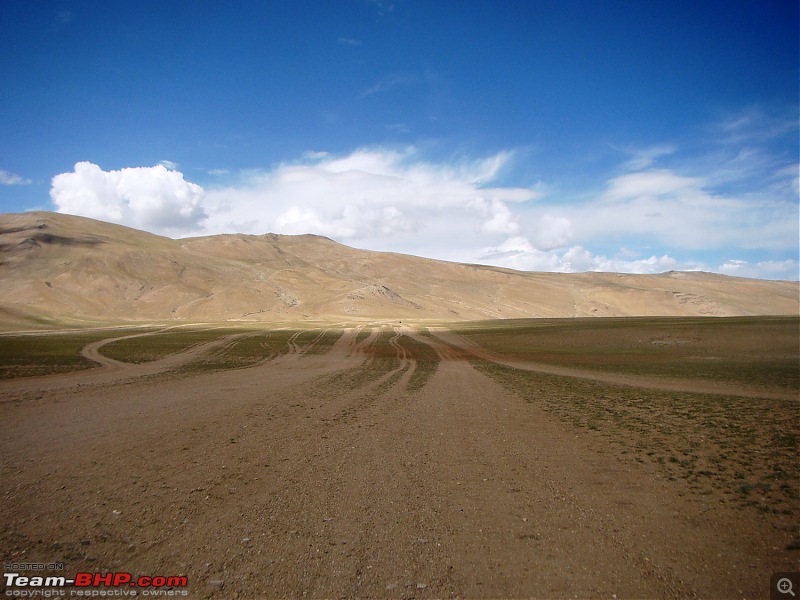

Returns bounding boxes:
[0,328,159,379]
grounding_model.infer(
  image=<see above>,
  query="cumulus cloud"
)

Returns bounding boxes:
[201,147,539,250]
[0,169,31,185]
[50,162,206,234]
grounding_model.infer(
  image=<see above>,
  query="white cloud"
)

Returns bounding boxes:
[359,70,443,99]
[616,144,676,171]
[476,237,682,275]
[201,147,539,249]
[775,163,799,196]
[533,214,573,250]
[720,259,799,281]
[50,162,206,233]
[522,168,798,253]
[0,169,31,185]
[470,198,520,235]
[714,107,798,146]
[385,123,411,134]
[602,169,702,201]
[302,151,330,160]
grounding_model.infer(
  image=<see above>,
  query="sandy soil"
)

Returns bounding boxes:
[1,328,797,599]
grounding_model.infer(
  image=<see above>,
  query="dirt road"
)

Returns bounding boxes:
[1,327,796,599]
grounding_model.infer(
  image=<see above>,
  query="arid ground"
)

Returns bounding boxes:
[1,317,798,599]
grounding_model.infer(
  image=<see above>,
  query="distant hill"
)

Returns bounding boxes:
[0,211,797,328]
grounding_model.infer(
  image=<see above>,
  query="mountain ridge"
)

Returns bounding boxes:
[0,211,797,328]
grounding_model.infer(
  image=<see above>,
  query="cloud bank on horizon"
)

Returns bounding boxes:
[50,131,799,280]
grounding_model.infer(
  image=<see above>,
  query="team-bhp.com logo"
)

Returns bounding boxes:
[4,572,188,597]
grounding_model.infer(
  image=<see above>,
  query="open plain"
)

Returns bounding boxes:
[1,316,798,599]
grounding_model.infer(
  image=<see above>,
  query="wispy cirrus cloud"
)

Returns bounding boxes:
[713,106,798,146]
[359,70,442,99]
[612,144,676,172]
[337,37,362,46]
[359,74,416,98]
[0,169,31,185]
[364,0,394,15]
[159,160,179,171]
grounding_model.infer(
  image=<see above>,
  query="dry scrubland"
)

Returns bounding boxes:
[1,316,798,599]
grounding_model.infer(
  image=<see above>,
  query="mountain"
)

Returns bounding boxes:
[0,211,797,328]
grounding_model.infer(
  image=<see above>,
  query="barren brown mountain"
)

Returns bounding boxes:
[0,211,797,328]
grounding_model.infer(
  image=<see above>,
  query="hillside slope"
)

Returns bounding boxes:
[0,211,797,327]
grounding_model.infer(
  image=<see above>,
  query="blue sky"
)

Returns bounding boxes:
[1,0,798,279]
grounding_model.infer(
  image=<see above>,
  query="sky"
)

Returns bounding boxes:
[1,0,798,280]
